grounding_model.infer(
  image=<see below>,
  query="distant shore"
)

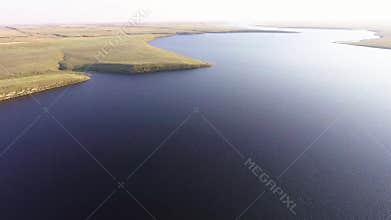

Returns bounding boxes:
[257,23,391,50]
[344,30,391,50]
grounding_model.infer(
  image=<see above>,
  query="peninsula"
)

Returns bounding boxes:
[0,24,289,101]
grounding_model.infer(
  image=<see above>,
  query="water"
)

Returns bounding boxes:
[2,29,391,220]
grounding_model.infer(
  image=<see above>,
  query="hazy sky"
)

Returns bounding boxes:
[1,0,391,25]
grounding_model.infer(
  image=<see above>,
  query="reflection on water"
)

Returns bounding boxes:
[1,29,391,220]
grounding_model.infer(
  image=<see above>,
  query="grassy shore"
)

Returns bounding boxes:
[0,73,89,101]
[56,34,211,74]
[0,23,292,101]
[0,24,222,101]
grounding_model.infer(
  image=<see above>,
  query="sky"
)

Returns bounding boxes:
[1,0,391,25]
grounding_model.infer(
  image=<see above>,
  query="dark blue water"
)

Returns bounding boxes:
[2,29,391,220]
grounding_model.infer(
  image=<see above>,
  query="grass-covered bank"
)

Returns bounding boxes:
[56,34,211,74]
[0,24,285,101]
[0,73,89,101]
[0,33,211,77]
[0,25,216,100]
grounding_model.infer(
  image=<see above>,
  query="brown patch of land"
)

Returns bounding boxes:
[348,28,391,49]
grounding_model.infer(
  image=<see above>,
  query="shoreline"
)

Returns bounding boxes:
[0,26,290,102]
[343,34,391,50]
[0,73,90,101]
[2,25,388,102]
[258,24,391,50]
